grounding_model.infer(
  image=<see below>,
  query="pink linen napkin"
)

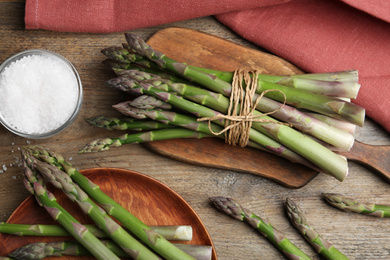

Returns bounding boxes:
[25,0,289,33]
[215,0,390,132]
[25,0,390,132]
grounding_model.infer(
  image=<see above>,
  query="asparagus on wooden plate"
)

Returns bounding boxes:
[9,240,213,260]
[0,222,193,241]
[286,198,349,260]
[21,161,120,260]
[209,196,311,260]
[22,147,161,260]
[24,145,197,260]
[323,193,390,218]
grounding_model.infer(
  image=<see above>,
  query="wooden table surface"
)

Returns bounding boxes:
[1,1,390,259]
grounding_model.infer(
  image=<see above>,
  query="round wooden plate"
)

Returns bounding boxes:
[0,167,217,259]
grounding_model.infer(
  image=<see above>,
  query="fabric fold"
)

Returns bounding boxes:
[216,0,390,132]
[25,0,290,33]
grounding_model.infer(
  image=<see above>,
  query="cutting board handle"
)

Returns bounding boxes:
[339,141,390,182]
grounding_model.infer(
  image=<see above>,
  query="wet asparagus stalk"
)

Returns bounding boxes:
[286,198,349,260]
[21,161,120,260]
[209,196,311,260]
[24,145,197,260]
[322,193,390,217]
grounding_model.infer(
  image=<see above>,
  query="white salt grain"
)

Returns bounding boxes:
[0,54,78,134]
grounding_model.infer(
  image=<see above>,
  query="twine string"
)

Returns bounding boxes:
[197,69,288,147]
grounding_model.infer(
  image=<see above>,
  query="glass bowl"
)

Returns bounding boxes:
[0,49,83,139]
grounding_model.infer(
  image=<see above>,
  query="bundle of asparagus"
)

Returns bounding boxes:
[1,145,214,260]
[81,33,365,182]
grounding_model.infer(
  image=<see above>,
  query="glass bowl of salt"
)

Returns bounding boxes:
[0,49,83,139]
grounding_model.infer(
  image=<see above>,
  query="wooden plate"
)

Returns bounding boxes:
[0,167,217,259]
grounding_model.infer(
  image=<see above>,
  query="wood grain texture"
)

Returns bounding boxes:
[1,2,390,260]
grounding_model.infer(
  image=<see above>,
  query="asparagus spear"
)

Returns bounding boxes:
[209,196,310,260]
[79,128,211,153]
[22,148,161,260]
[0,222,193,241]
[108,77,347,181]
[9,240,213,260]
[286,198,349,260]
[322,193,390,218]
[85,116,174,131]
[24,145,197,260]
[124,33,365,126]
[21,161,120,260]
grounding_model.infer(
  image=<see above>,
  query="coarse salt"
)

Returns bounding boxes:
[0,53,79,135]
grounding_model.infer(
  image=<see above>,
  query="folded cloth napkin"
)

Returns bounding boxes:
[25,0,390,132]
[215,0,390,132]
[25,0,289,33]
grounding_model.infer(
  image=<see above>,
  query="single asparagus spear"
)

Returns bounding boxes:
[0,222,193,241]
[22,148,161,260]
[9,240,213,260]
[25,145,197,260]
[108,77,347,181]
[79,128,211,153]
[85,116,174,131]
[286,198,349,260]
[124,33,365,126]
[322,193,390,218]
[209,196,310,260]
[21,161,120,260]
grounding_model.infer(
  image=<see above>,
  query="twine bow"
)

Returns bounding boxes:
[197,69,289,147]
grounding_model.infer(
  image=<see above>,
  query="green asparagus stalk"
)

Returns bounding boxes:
[22,149,161,260]
[108,77,322,171]
[286,198,349,260]
[24,145,197,260]
[9,240,104,260]
[21,161,120,260]
[124,33,365,126]
[0,222,193,241]
[108,77,347,181]
[85,116,174,131]
[322,193,390,218]
[305,112,356,135]
[209,196,310,260]
[9,240,213,260]
[79,128,211,153]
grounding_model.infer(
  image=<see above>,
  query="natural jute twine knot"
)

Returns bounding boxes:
[197,69,288,147]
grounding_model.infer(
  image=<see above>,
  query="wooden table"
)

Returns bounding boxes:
[1,1,390,259]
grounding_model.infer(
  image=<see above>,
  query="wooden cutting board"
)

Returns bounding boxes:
[142,27,318,189]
